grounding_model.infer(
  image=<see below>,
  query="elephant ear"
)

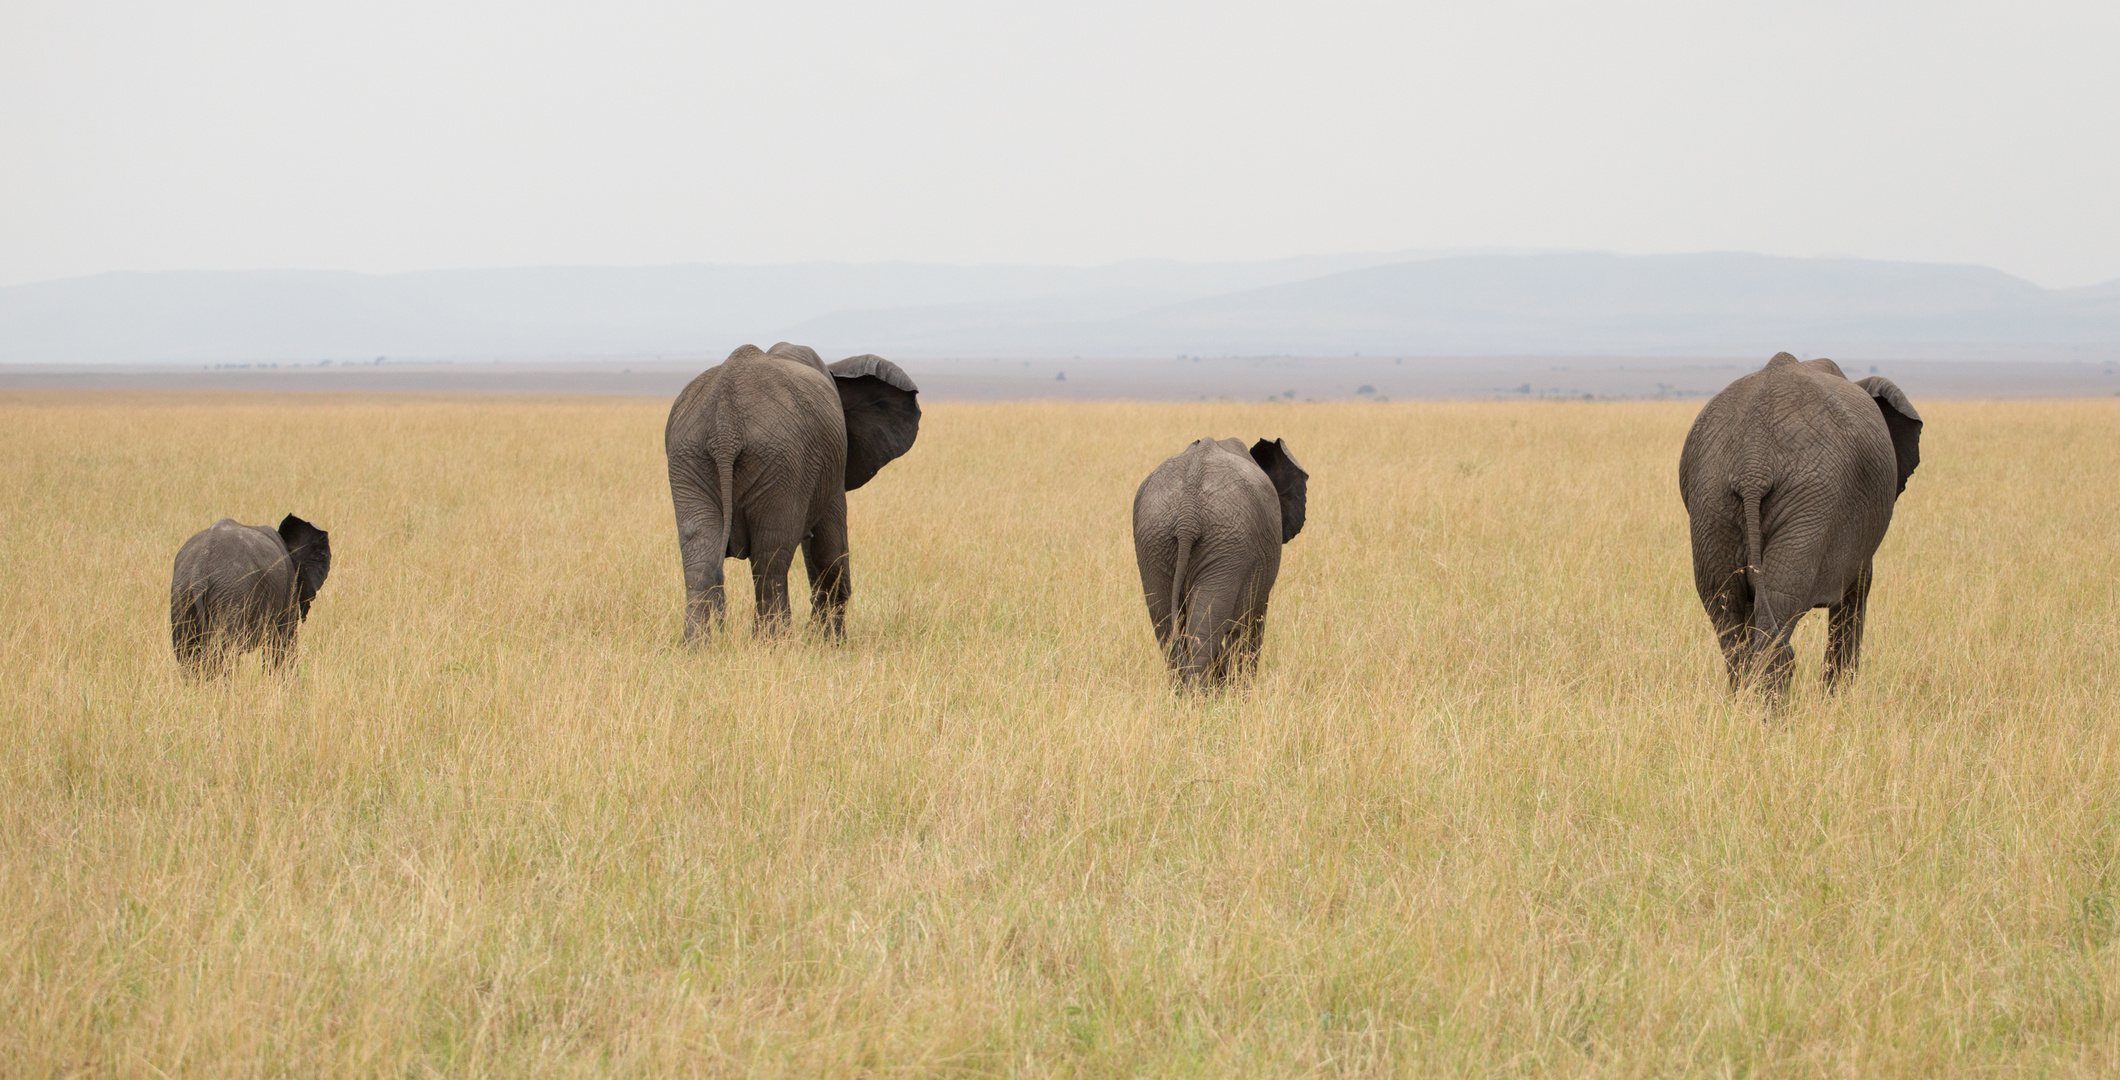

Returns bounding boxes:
[277,514,331,619]
[766,342,831,378]
[1857,376,1922,495]
[828,354,921,491]
[1249,438,1309,543]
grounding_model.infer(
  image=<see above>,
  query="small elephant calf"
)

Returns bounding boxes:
[170,514,332,674]
[1133,437,1308,687]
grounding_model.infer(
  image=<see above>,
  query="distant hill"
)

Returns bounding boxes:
[786,253,2120,357]
[3,252,2116,364]
[0,253,1448,364]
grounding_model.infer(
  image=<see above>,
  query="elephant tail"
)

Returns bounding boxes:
[1166,445,1209,675]
[1169,530,1196,665]
[1739,484,1769,616]
[712,447,737,567]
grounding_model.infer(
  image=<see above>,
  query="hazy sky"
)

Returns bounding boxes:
[4,1,2117,288]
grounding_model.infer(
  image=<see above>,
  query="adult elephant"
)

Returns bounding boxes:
[170,514,332,674]
[664,342,920,639]
[1679,352,1922,700]
[1133,436,1308,687]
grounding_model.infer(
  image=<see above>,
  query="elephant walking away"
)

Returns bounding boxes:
[170,514,332,674]
[1679,353,1922,701]
[665,343,920,639]
[1133,437,1308,687]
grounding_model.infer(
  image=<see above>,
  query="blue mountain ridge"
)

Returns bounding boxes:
[4,252,2115,364]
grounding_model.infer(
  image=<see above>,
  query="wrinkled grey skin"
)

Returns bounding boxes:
[665,343,920,639]
[1133,437,1308,687]
[170,514,332,674]
[1679,353,1922,701]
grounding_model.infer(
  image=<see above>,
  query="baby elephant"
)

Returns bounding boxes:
[1133,437,1308,687]
[170,514,332,674]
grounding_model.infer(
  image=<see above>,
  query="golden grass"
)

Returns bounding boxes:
[2,391,2117,1077]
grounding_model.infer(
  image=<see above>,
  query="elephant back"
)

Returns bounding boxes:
[171,519,297,619]
[766,342,833,379]
[1138,439,1282,547]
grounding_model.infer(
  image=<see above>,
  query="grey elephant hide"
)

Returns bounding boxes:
[1679,352,1922,701]
[170,514,332,674]
[1133,436,1308,688]
[664,342,920,639]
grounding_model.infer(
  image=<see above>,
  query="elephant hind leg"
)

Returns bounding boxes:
[1742,590,1811,706]
[684,562,728,642]
[1750,620,1801,705]
[802,512,851,641]
[1234,608,1267,681]
[175,595,251,677]
[261,608,300,674]
[1823,562,1873,691]
[1169,613,1216,691]
[1210,617,1258,686]
[751,543,800,636]
[675,500,730,642]
[1741,532,1828,706]
[1180,594,1243,690]
[1703,570,1752,693]
[1226,577,1273,683]
[1691,512,1754,693]
[172,597,212,675]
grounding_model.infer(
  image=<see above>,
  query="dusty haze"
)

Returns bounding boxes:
[3,2,2118,288]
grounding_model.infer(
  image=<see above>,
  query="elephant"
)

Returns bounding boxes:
[665,342,920,639]
[1133,437,1308,687]
[1679,352,1922,701]
[170,514,332,674]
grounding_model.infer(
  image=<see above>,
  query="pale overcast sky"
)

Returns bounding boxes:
[3,1,2117,288]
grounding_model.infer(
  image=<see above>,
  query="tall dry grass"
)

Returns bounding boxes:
[1,391,2116,1077]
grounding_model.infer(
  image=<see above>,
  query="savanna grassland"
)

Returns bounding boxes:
[2,391,2117,1078]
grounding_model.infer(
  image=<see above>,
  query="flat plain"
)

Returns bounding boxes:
[2,392,2116,1077]
[8,352,2120,401]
